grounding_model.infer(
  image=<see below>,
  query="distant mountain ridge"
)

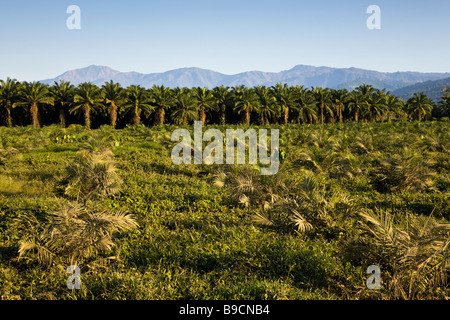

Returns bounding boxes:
[40,65,450,93]
[392,77,450,102]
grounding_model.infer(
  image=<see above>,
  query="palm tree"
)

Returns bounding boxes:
[271,83,295,124]
[150,85,173,126]
[70,82,102,130]
[348,91,365,123]
[212,85,231,125]
[292,87,317,124]
[384,93,404,122]
[254,85,278,125]
[407,92,434,122]
[193,87,216,124]
[331,89,349,123]
[356,84,377,97]
[19,82,54,129]
[312,87,332,124]
[50,80,75,128]
[123,85,153,126]
[171,88,197,125]
[233,86,259,125]
[101,80,126,128]
[363,90,386,122]
[354,84,375,122]
[0,78,20,127]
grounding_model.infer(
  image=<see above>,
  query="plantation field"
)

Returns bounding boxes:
[0,120,449,300]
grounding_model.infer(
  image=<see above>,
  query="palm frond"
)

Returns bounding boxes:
[290,210,313,232]
[18,238,54,266]
[64,148,122,200]
[251,211,275,227]
[16,203,138,267]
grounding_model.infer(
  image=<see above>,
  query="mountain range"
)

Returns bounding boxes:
[40,65,450,101]
[391,77,450,102]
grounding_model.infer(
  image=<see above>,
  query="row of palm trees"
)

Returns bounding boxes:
[0,78,446,129]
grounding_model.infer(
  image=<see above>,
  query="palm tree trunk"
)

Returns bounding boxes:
[109,103,118,128]
[6,107,12,127]
[339,105,343,123]
[284,106,289,124]
[31,102,39,128]
[83,104,91,129]
[355,108,359,123]
[320,104,324,124]
[154,107,165,126]
[260,114,266,125]
[220,103,226,125]
[199,109,206,125]
[59,108,66,128]
[245,107,250,125]
[329,113,335,123]
[133,108,141,126]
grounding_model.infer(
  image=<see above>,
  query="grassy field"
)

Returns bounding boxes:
[0,120,449,300]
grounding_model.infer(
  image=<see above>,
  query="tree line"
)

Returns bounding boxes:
[0,78,449,129]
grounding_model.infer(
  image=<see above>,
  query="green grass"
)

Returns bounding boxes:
[0,121,448,300]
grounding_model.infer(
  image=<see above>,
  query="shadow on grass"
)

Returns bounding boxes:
[141,162,211,178]
[125,230,334,291]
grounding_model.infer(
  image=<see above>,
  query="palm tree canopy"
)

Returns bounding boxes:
[193,87,216,111]
[407,92,435,121]
[332,88,349,105]
[254,85,278,122]
[233,87,259,114]
[362,90,386,120]
[50,80,75,107]
[150,84,174,109]
[292,88,317,123]
[171,89,197,125]
[348,91,365,110]
[356,84,377,97]
[20,81,54,106]
[70,82,102,115]
[122,85,154,116]
[312,87,331,104]
[0,77,21,109]
[271,83,296,108]
[101,80,126,105]
[212,85,231,104]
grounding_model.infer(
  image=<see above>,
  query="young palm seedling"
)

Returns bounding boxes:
[17,202,138,267]
[64,147,123,201]
[355,208,450,299]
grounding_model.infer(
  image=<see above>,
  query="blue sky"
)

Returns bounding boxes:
[1,0,449,81]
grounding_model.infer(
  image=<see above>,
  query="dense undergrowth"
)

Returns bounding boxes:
[0,120,449,300]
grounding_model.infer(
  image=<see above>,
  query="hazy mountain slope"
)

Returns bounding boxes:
[40,65,450,92]
[392,77,450,102]
[41,65,122,85]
